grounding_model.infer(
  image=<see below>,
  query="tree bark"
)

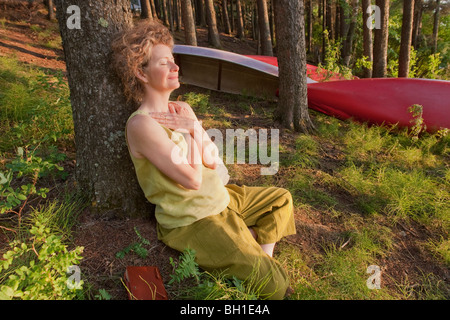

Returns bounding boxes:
[398,0,415,78]
[47,0,55,20]
[273,0,313,133]
[54,0,153,217]
[204,0,222,48]
[306,0,312,53]
[222,0,231,35]
[235,0,245,39]
[342,0,358,66]
[162,0,170,26]
[150,0,158,19]
[372,0,390,78]
[256,0,273,56]
[361,0,373,78]
[326,0,333,39]
[412,0,423,49]
[432,0,440,54]
[181,0,197,45]
[140,0,153,19]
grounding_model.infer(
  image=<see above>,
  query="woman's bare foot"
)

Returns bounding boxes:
[248,227,275,257]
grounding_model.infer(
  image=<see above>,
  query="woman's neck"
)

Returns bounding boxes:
[138,90,172,113]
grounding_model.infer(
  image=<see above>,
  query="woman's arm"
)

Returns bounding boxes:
[168,101,222,170]
[126,114,203,190]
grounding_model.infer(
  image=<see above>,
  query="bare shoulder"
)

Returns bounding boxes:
[127,113,166,141]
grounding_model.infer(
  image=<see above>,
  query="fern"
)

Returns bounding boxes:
[168,248,201,284]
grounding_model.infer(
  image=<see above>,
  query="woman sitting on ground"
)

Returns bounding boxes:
[111,19,296,300]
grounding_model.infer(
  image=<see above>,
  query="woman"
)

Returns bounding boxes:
[111,20,296,299]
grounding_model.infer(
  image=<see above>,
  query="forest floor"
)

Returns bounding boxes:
[1,2,449,301]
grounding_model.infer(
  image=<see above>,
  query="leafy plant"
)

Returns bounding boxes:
[168,248,201,285]
[0,145,65,229]
[115,227,151,259]
[408,104,427,140]
[0,217,84,300]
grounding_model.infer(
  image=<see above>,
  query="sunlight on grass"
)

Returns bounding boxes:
[0,55,73,153]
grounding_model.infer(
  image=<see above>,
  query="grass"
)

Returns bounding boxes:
[1,24,449,300]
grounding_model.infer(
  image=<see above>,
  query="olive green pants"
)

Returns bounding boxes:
[157,184,296,300]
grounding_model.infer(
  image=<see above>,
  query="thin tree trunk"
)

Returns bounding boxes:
[432,0,440,54]
[141,0,153,19]
[235,0,245,39]
[47,0,55,20]
[326,0,333,39]
[54,0,152,217]
[361,0,373,78]
[306,0,312,53]
[273,0,314,133]
[256,0,273,56]
[412,0,423,49]
[222,0,231,35]
[181,0,197,45]
[342,0,358,66]
[373,0,390,78]
[205,0,222,48]
[335,0,340,41]
[150,0,158,18]
[162,0,169,25]
[398,0,415,77]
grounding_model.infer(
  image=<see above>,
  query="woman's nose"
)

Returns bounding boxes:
[170,61,179,72]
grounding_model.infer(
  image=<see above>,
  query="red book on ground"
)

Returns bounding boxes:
[123,266,168,300]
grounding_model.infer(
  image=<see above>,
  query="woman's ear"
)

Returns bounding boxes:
[135,68,148,84]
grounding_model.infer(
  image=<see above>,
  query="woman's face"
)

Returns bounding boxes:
[142,44,180,93]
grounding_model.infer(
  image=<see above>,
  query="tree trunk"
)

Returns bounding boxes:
[326,0,333,39]
[222,0,231,35]
[339,0,349,40]
[235,0,245,39]
[335,0,340,41]
[306,0,312,53]
[181,0,197,45]
[197,0,207,27]
[372,0,390,78]
[361,0,373,78]
[342,0,358,66]
[273,0,313,133]
[47,0,55,20]
[167,0,174,31]
[412,0,423,49]
[150,0,158,19]
[162,0,170,26]
[322,0,326,63]
[256,0,273,56]
[398,0,415,78]
[432,0,440,54]
[204,0,221,48]
[54,0,153,217]
[141,0,153,19]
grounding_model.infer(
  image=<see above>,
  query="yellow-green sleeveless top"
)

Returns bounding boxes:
[125,110,230,229]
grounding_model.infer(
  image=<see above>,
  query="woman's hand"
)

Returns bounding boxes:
[149,111,201,136]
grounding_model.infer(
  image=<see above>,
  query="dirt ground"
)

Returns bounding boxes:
[1,2,449,300]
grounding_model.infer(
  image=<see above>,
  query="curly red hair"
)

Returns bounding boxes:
[111,19,174,104]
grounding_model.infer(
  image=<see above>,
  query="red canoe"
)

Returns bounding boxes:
[246,54,450,132]
[173,45,450,132]
[307,78,450,132]
[245,55,358,82]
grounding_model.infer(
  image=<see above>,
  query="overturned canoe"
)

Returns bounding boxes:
[173,45,450,132]
[307,78,450,132]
